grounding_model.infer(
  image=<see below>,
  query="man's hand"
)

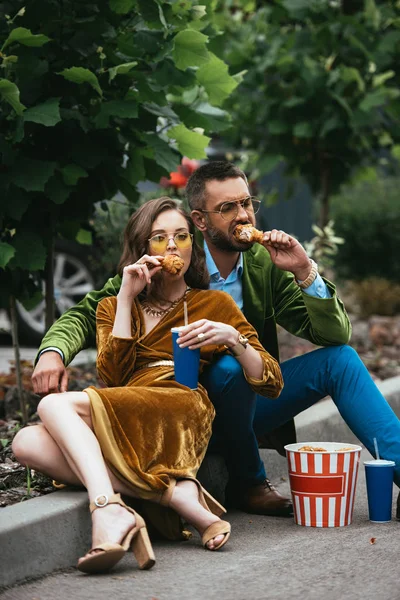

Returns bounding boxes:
[262,229,312,281]
[32,351,68,396]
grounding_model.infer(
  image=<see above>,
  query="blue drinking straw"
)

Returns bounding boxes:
[373,437,380,460]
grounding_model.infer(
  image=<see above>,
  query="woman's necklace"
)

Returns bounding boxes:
[141,287,189,318]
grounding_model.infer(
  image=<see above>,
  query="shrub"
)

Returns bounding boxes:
[331,176,400,281]
[345,278,400,318]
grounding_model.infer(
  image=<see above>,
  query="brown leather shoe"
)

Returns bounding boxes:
[240,479,293,517]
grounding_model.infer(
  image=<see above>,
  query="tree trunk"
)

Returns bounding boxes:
[9,295,28,425]
[45,225,55,332]
[319,155,331,229]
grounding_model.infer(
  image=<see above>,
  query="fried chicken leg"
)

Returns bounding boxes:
[233,224,264,244]
[160,254,184,274]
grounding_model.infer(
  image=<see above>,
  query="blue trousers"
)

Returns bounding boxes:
[200,345,400,489]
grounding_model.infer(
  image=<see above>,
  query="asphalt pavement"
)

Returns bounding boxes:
[0,448,399,600]
[1,340,400,600]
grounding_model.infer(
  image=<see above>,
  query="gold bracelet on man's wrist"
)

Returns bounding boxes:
[296,259,318,289]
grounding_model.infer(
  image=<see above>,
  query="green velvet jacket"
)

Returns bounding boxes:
[38,244,351,451]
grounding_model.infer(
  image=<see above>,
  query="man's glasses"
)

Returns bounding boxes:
[148,231,193,253]
[199,196,261,222]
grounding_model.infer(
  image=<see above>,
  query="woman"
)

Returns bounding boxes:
[12,197,283,574]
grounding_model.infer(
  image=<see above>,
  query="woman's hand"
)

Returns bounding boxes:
[118,255,164,301]
[177,319,239,349]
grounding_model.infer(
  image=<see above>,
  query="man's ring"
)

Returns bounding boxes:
[197,333,205,340]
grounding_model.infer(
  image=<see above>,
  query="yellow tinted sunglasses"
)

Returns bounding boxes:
[148,231,193,253]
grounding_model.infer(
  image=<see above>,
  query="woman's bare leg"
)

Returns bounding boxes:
[12,394,225,550]
[13,391,137,559]
[169,480,226,550]
[13,423,138,496]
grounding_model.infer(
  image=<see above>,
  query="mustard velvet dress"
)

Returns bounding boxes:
[84,289,283,537]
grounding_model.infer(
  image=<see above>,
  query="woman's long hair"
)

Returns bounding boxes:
[118,197,210,302]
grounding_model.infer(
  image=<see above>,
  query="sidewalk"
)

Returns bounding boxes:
[1,375,400,598]
[0,346,97,373]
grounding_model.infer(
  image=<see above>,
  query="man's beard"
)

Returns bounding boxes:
[206,221,254,253]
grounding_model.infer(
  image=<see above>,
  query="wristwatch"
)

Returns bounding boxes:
[224,333,249,357]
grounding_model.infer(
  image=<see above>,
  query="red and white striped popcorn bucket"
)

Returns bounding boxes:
[284,442,362,528]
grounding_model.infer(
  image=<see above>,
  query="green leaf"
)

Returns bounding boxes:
[372,71,395,88]
[365,0,381,29]
[45,177,72,205]
[152,60,197,88]
[264,188,279,207]
[167,124,210,159]
[172,30,209,70]
[20,289,43,311]
[293,122,313,138]
[13,159,57,192]
[392,145,400,162]
[2,55,18,66]
[330,92,353,118]
[58,67,102,97]
[191,5,207,20]
[0,242,16,269]
[319,115,341,137]
[196,53,238,106]
[94,100,138,128]
[283,0,309,17]
[61,164,89,186]
[141,133,181,172]
[23,98,61,127]
[256,155,282,176]
[269,120,289,135]
[125,148,146,185]
[4,187,31,220]
[8,230,47,271]
[108,61,137,82]
[109,0,135,14]
[232,70,247,86]
[359,89,387,112]
[142,102,178,119]
[15,55,49,82]
[0,79,25,115]
[157,1,168,30]
[116,172,140,204]
[340,67,365,94]
[3,27,51,49]
[137,0,160,24]
[174,103,231,133]
[75,229,93,245]
[284,97,304,108]
[118,30,163,57]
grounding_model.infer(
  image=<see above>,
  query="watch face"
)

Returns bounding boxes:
[238,334,248,346]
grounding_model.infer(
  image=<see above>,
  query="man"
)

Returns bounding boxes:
[32,161,400,518]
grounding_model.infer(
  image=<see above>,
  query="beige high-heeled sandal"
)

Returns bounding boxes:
[161,479,231,551]
[77,493,155,574]
[202,520,231,551]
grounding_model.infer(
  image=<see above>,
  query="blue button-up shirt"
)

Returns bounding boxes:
[204,241,330,305]
[204,242,245,309]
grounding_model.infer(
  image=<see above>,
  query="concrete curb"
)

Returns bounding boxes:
[1,375,400,589]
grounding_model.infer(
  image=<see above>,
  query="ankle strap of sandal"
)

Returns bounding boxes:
[159,479,177,508]
[89,493,122,513]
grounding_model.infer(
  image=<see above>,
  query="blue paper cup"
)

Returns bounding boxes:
[364,459,395,523]
[171,327,200,390]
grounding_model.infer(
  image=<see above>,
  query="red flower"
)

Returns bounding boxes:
[160,157,200,189]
